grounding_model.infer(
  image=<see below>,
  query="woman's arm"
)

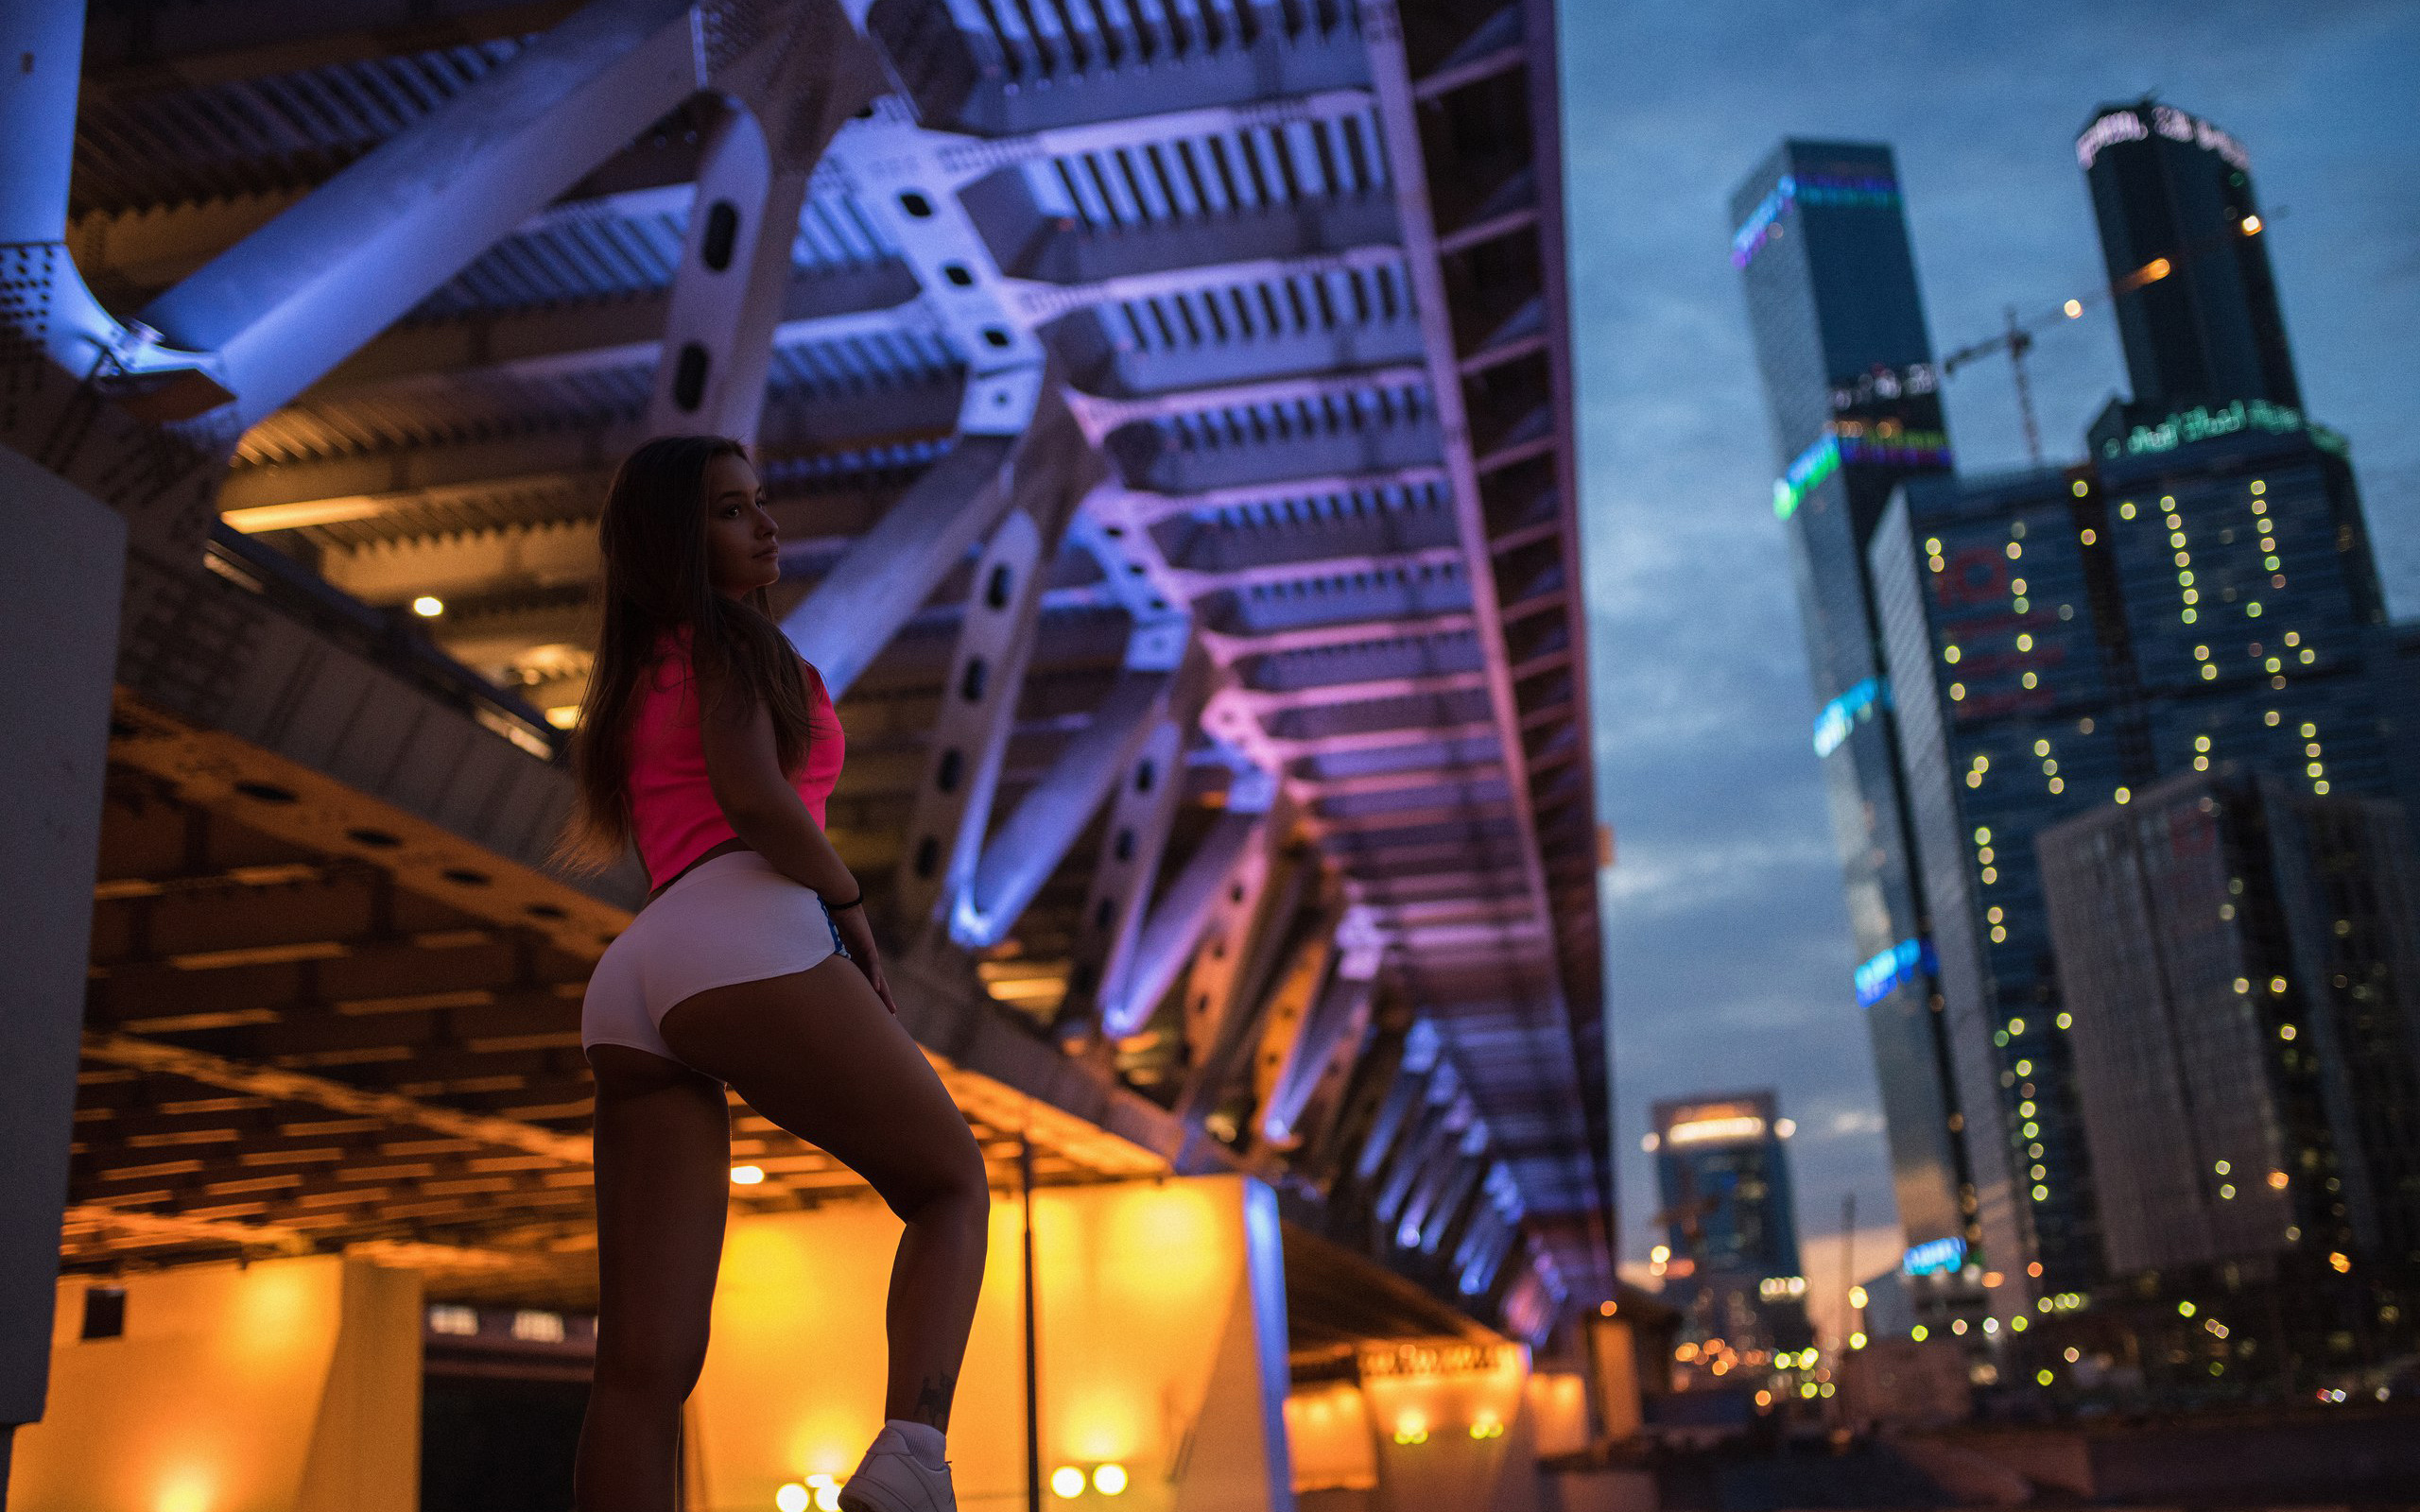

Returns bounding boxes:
[696,656,897,1014]
[696,661,859,903]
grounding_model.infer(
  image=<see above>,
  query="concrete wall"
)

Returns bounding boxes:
[686,1174,1293,1512]
[1356,1345,1543,1512]
[12,1256,424,1512]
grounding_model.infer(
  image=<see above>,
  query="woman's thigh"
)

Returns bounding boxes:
[585,1044,734,1382]
[655,955,986,1215]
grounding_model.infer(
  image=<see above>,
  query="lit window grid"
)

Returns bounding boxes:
[1929,510,2100,718]
[2103,458,2349,698]
[2146,688,2390,801]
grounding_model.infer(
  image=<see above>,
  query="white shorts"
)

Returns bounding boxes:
[581,849,847,1075]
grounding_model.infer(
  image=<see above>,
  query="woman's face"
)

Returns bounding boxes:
[702,453,779,597]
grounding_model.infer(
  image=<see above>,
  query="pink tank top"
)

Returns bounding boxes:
[627,624,845,891]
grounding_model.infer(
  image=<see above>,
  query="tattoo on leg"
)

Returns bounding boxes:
[910,1372,957,1431]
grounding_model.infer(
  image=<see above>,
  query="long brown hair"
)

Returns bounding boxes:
[549,435,816,876]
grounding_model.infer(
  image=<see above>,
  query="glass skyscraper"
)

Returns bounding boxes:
[1860,105,2408,1316]
[2035,769,2420,1393]
[1730,141,2008,1314]
[2077,100,2300,419]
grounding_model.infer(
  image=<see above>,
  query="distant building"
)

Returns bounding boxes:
[1650,1092,1813,1355]
[1729,140,2002,1307]
[2038,769,2420,1290]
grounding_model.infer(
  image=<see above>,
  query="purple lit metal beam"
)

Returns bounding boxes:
[1053,719,1188,1036]
[1101,467,1450,530]
[1100,808,1264,1040]
[643,103,813,445]
[1257,916,1382,1144]
[137,0,725,428]
[779,372,1060,697]
[1063,365,1431,446]
[1172,855,1319,1143]
[891,506,1059,941]
[1196,611,1478,664]
[957,668,1173,947]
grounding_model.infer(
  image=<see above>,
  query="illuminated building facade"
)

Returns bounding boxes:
[1870,420,2404,1297]
[1848,103,2411,1322]
[1649,1093,1813,1354]
[1730,141,1989,1297]
[2038,770,2420,1277]
[1870,468,2118,1294]
[2035,770,2420,1387]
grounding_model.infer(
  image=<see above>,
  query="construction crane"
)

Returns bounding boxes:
[1938,205,2283,464]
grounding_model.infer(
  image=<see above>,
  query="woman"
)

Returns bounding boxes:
[553,436,988,1512]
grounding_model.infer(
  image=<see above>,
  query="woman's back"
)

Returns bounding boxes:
[626,624,844,890]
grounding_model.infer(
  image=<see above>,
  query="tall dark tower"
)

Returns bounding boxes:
[2078,101,2301,415]
[1731,141,2009,1325]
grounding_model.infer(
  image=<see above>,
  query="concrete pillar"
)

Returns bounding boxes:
[0,452,126,1500]
[689,1174,1295,1511]
[10,1257,423,1512]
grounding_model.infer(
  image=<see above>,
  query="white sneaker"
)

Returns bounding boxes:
[838,1425,957,1512]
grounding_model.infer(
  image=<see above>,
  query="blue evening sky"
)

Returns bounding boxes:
[1556,0,2420,1280]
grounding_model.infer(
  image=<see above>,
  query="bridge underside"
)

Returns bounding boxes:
[15,0,1609,1345]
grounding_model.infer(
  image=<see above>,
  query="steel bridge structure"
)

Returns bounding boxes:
[0,0,1608,1390]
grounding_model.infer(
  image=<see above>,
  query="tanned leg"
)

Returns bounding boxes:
[659,954,991,1430]
[574,1045,734,1511]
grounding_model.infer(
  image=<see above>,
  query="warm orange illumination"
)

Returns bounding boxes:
[2064,299,2083,318]
[1391,1410,1429,1446]
[2142,257,2172,281]
[2268,1171,2290,1190]
[221,497,387,533]
[2329,1251,2352,1274]
[731,1165,766,1186]
[1981,1271,2005,1288]
[2241,215,2262,234]
[1666,1113,1767,1145]
[1049,1465,1087,1498]
[1674,1342,1699,1362]
[774,1483,809,1512]
[2028,1262,2044,1278]
[1091,1462,1128,1495]
[1599,1299,1617,1316]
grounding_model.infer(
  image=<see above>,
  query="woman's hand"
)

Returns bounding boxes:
[831,904,897,1015]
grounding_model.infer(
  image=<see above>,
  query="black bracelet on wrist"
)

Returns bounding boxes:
[823,889,864,912]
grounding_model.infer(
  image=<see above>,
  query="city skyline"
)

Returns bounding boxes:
[1559,0,2420,1278]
